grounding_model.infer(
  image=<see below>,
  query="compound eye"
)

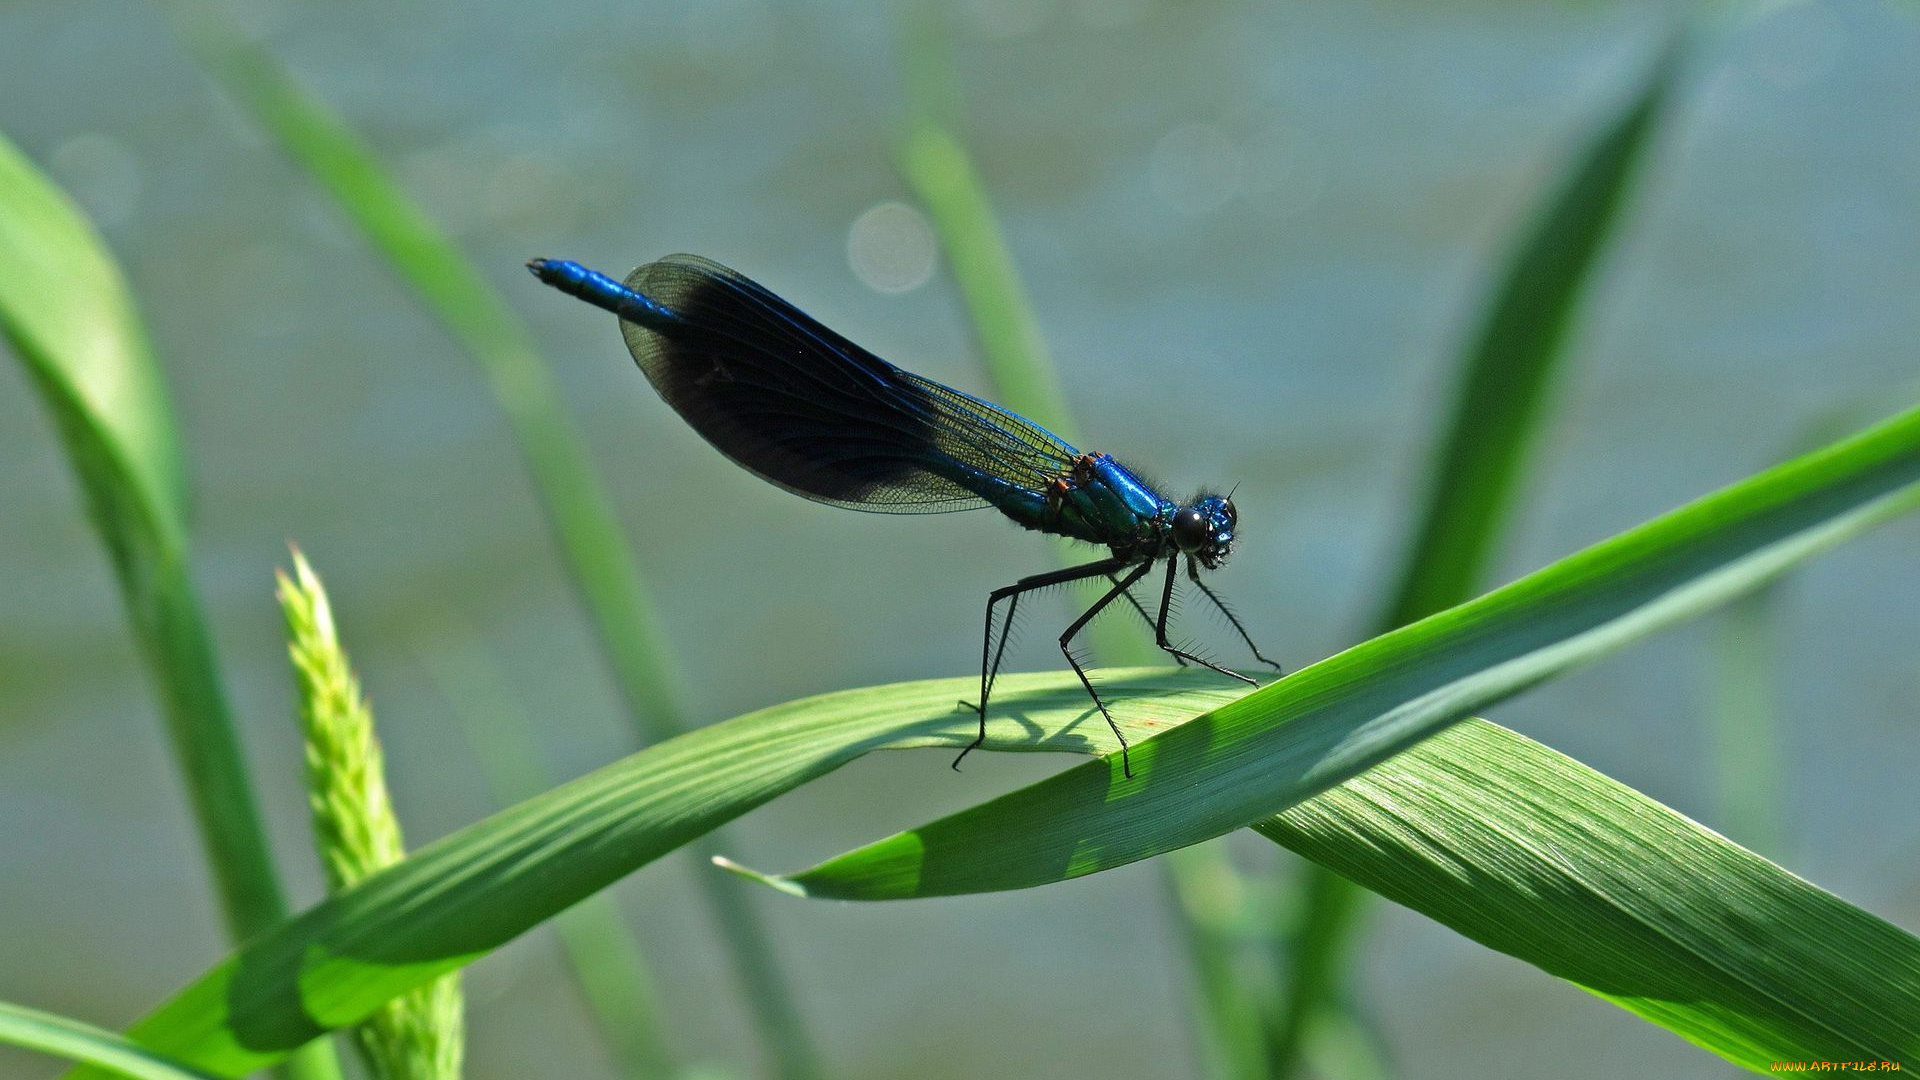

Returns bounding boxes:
[1223,499,1238,527]
[1171,508,1209,551]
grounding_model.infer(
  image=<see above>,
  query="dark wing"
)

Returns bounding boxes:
[619,255,1080,513]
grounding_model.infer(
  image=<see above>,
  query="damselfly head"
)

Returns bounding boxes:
[1172,494,1236,569]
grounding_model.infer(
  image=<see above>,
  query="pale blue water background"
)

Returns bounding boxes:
[1,0,1917,1077]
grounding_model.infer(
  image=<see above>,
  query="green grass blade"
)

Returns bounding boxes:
[0,128,346,1080]
[0,126,280,938]
[1250,717,1918,1071]
[1380,34,1684,630]
[0,1001,219,1080]
[1292,1008,1389,1080]
[73,670,1250,1078]
[1159,845,1275,1080]
[746,403,1920,900]
[1276,31,1689,1071]
[176,20,823,1078]
[546,902,675,1080]
[1690,397,1908,864]
[1269,860,1369,1074]
[895,6,1071,433]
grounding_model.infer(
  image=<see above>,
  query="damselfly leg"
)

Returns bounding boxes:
[1110,573,1181,662]
[1153,555,1261,686]
[1185,557,1286,673]
[1053,559,1156,778]
[955,556,1278,779]
[956,556,1130,773]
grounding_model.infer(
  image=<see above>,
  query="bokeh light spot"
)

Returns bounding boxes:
[847,201,938,294]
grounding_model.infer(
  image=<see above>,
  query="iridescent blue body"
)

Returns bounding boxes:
[528,254,1275,777]
[533,259,674,327]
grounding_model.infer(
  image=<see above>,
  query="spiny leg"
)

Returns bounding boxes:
[955,556,1131,771]
[983,592,1021,708]
[1156,555,1258,686]
[1109,572,1187,667]
[1186,556,1286,673]
[1058,559,1157,778]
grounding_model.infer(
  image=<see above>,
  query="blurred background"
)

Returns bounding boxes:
[2,0,1917,1077]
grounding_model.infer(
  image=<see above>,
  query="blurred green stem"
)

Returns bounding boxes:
[1296,1006,1390,1080]
[895,116,1151,668]
[142,561,289,938]
[427,641,675,1080]
[1693,393,1920,863]
[1269,31,1687,1075]
[896,119,1076,434]
[1161,846,1271,1080]
[197,34,687,739]
[178,22,821,1080]
[131,563,347,1080]
[1705,587,1784,858]
[894,16,1264,1080]
[1264,857,1366,1072]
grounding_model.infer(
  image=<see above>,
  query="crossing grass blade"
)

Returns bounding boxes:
[728,405,1920,1071]
[0,1001,218,1080]
[1375,32,1686,630]
[0,130,346,1080]
[744,414,1920,899]
[173,15,689,741]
